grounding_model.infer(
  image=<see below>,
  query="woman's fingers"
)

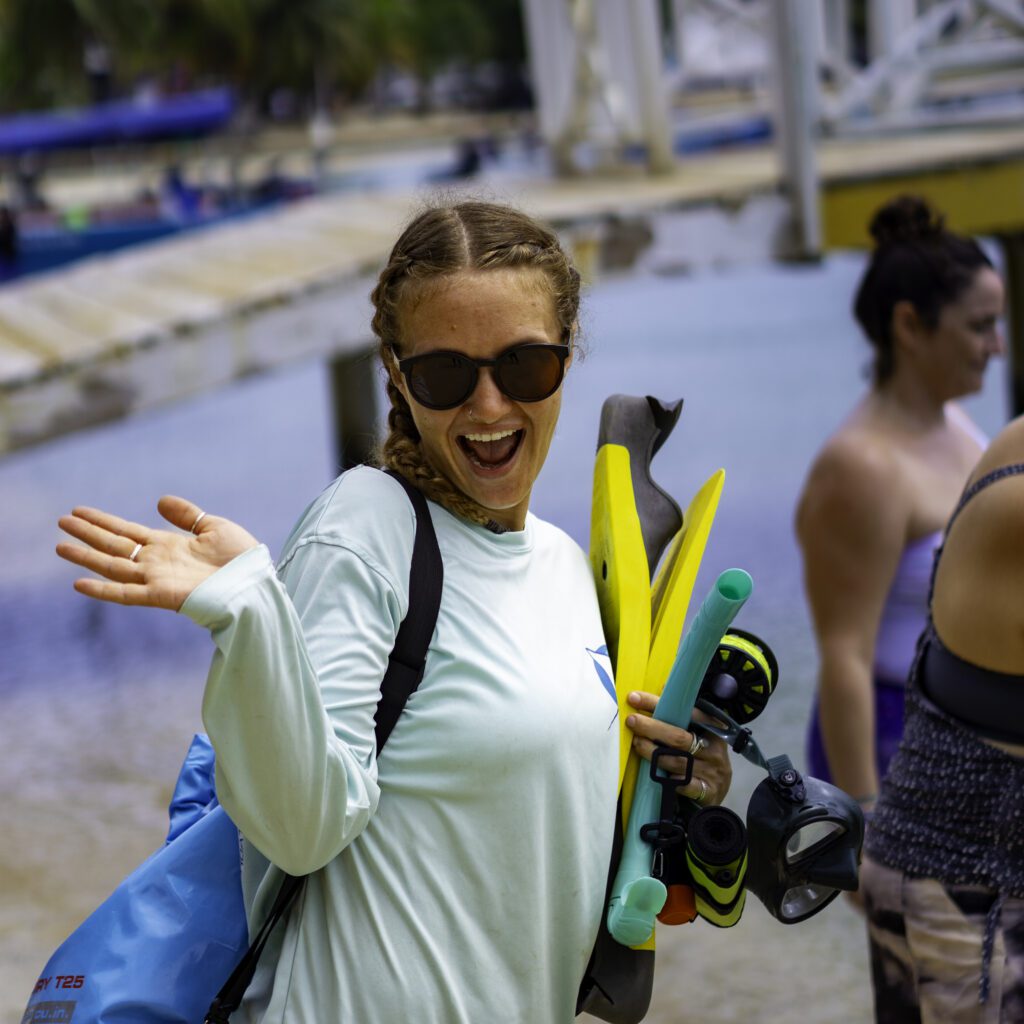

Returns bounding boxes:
[58,514,144,560]
[68,506,150,544]
[629,731,701,778]
[157,495,208,534]
[74,577,155,606]
[626,695,703,760]
[626,690,732,805]
[676,773,714,805]
[627,690,658,714]
[56,540,144,583]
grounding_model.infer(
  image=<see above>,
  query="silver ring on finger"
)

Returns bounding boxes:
[128,542,143,562]
[687,733,706,756]
[190,511,207,535]
[694,777,709,805]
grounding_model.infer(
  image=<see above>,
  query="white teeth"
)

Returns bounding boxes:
[463,429,518,442]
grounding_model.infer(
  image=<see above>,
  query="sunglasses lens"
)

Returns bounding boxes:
[407,354,477,409]
[497,346,566,401]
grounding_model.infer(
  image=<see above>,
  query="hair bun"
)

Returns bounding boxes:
[869,195,945,247]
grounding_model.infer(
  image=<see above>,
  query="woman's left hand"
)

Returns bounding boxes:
[625,690,732,806]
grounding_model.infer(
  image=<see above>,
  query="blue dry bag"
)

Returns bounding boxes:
[21,734,249,1024]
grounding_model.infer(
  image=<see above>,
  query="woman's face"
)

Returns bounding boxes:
[927,266,1005,398]
[391,268,569,531]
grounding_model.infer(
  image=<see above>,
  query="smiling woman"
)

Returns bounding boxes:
[372,203,582,531]
[796,195,1005,826]
[386,268,568,530]
[50,198,732,1023]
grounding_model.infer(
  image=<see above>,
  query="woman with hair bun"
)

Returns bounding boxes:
[53,200,731,1021]
[796,195,1004,829]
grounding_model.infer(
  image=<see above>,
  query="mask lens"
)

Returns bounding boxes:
[405,353,477,409]
[780,883,837,920]
[495,345,566,401]
[784,820,846,863]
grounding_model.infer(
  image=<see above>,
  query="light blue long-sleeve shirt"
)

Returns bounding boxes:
[182,467,617,1023]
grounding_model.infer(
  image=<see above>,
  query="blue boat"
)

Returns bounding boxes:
[0,88,235,156]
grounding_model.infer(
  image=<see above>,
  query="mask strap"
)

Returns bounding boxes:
[694,698,769,770]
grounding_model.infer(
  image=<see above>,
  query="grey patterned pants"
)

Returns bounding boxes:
[862,856,1024,1023]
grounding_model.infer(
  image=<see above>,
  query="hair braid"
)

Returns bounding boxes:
[379,379,495,526]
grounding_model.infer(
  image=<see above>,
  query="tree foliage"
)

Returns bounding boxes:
[0,0,526,113]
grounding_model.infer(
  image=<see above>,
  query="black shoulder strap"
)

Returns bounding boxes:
[374,470,444,752]
[205,468,443,1023]
[927,462,1024,608]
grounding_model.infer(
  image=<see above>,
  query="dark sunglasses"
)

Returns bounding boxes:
[397,343,571,411]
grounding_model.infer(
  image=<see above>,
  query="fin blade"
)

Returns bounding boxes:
[619,469,725,825]
[590,443,652,785]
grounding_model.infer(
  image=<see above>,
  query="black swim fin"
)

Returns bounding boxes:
[596,395,684,581]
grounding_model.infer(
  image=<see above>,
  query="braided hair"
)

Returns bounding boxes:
[854,195,992,385]
[371,200,581,526]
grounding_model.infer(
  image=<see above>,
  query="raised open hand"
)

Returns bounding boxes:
[57,496,259,611]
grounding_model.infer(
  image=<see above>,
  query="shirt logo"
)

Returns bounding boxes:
[586,644,616,704]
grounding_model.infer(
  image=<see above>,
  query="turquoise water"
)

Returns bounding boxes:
[0,253,1009,1018]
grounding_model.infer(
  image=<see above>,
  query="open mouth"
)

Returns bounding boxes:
[458,428,524,469]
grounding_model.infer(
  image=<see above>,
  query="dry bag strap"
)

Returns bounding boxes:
[204,872,305,1023]
[204,468,442,1022]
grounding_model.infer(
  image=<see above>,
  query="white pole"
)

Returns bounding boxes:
[823,0,852,66]
[671,0,690,79]
[626,0,675,173]
[868,0,919,60]
[520,0,574,145]
[769,0,822,257]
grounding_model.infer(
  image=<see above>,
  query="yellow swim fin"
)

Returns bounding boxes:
[590,441,652,781]
[619,469,725,822]
[582,395,727,1017]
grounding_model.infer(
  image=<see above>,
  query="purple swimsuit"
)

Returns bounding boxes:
[806,531,941,784]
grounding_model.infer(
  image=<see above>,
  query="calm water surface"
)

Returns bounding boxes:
[0,252,1009,1020]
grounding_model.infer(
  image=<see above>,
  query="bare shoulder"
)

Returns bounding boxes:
[797,427,908,541]
[935,416,1024,660]
[971,415,1024,480]
[797,426,911,628]
[950,417,1024,548]
[946,401,985,436]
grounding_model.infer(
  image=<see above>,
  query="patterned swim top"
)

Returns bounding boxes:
[867,463,1024,899]
[866,463,1024,1003]
[865,673,1024,899]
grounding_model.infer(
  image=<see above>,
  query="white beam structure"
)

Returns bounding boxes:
[591,0,674,172]
[868,0,921,60]
[823,0,852,65]
[520,0,674,175]
[769,0,823,258]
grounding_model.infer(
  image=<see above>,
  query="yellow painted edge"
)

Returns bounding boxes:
[823,157,1024,249]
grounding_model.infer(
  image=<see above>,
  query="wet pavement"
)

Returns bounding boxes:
[0,251,1009,1020]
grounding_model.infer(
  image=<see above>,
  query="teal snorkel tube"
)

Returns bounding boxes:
[607,568,753,947]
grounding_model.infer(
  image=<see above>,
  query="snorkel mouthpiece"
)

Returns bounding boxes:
[608,876,668,947]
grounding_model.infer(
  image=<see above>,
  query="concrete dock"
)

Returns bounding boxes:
[1,123,1022,459]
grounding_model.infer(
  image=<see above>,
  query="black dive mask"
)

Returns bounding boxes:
[696,700,865,925]
[745,754,863,923]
